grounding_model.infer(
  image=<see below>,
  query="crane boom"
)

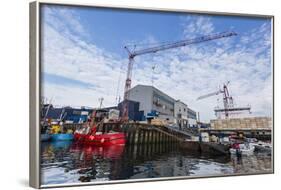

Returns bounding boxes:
[122,31,237,121]
[125,31,237,58]
[197,90,222,100]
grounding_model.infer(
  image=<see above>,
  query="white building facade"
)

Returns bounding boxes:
[128,85,197,127]
[174,100,188,129]
[128,85,175,122]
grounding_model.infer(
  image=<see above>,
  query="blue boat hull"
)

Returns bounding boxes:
[51,134,74,141]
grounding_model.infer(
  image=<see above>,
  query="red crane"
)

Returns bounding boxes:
[122,31,237,121]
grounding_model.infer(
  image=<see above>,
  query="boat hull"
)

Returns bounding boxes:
[51,134,74,141]
[254,144,272,153]
[74,133,87,142]
[83,133,126,146]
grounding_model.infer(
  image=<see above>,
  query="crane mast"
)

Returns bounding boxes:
[122,31,237,121]
[197,82,251,119]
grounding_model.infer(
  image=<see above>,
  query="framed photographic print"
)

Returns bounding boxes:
[29,1,274,188]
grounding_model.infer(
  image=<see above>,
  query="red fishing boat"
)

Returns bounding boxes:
[73,124,90,142]
[74,109,126,146]
[84,132,126,146]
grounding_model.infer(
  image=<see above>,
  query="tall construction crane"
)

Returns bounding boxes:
[122,31,237,121]
[197,81,251,119]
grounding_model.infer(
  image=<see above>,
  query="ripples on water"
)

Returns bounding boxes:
[40,141,272,185]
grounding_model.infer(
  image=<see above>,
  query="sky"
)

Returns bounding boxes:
[40,4,273,122]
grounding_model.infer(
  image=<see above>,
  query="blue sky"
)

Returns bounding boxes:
[41,4,272,121]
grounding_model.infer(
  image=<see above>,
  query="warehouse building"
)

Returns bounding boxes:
[128,85,175,122]
[187,107,197,127]
[41,105,92,124]
[117,100,145,121]
[128,85,197,126]
[174,100,198,128]
[174,100,188,129]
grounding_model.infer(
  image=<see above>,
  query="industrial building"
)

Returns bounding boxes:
[127,84,197,126]
[117,100,144,121]
[42,85,197,128]
[174,100,198,128]
[42,105,92,124]
[174,100,188,129]
[128,85,175,122]
[187,107,197,127]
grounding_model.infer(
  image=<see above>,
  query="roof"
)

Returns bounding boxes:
[130,84,176,102]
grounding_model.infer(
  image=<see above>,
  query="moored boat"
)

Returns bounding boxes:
[74,133,87,141]
[253,141,272,153]
[229,143,255,156]
[84,132,126,146]
[74,109,126,146]
[74,126,90,142]
[51,133,74,141]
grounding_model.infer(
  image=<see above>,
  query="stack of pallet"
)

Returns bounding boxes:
[151,118,168,126]
[210,117,272,130]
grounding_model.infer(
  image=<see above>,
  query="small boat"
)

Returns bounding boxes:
[253,141,272,153]
[41,133,51,141]
[74,126,90,142]
[74,109,126,146]
[230,143,255,156]
[75,126,126,146]
[84,132,126,146]
[51,133,74,141]
[74,133,87,142]
[245,138,258,143]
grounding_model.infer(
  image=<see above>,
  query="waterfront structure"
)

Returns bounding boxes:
[199,117,273,140]
[128,85,175,122]
[127,85,197,125]
[42,105,92,124]
[117,100,144,121]
[174,100,188,129]
[187,108,197,127]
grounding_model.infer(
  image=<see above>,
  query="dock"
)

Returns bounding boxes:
[64,122,231,155]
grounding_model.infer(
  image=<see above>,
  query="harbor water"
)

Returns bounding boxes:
[40,141,272,185]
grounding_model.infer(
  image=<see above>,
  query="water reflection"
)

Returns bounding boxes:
[41,142,272,185]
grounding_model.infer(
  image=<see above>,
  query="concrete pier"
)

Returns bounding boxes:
[64,122,232,155]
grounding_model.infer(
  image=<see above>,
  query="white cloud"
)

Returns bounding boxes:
[181,15,215,38]
[132,16,272,121]
[41,7,272,122]
[41,7,127,108]
[43,5,89,39]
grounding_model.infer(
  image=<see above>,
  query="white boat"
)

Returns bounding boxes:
[229,143,255,156]
[253,141,272,153]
